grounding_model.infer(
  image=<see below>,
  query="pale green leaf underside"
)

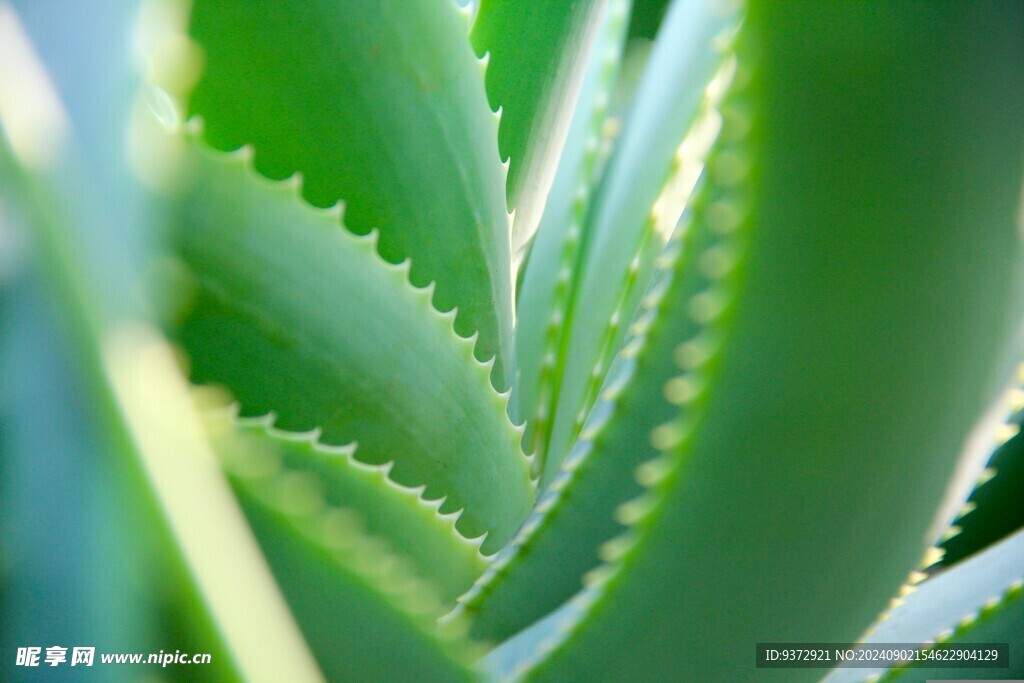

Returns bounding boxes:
[882,588,1024,681]
[941,405,1024,568]
[526,3,1024,680]
[204,408,490,605]
[169,142,533,553]
[227,462,479,682]
[188,0,514,390]
[537,0,741,484]
[460,170,725,643]
[825,528,1024,683]
[471,0,609,259]
[515,0,632,468]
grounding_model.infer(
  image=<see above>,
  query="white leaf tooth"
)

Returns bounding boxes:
[225,401,243,421]
[363,227,381,251]
[391,481,428,498]
[438,304,459,322]
[597,532,636,563]
[996,421,1020,444]
[315,440,358,458]
[664,375,704,405]
[464,529,488,550]
[920,546,945,569]
[282,169,303,192]
[615,494,658,527]
[182,113,206,136]
[581,565,615,589]
[418,280,438,303]
[267,423,321,444]
[650,419,690,452]
[439,507,465,525]
[235,409,277,429]
[315,199,345,222]
[976,466,997,488]
[230,142,255,165]
[480,353,497,373]
[635,455,674,487]
[391,257,413,276]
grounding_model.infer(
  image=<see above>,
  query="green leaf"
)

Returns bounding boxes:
[824,528,1024,683]
[205,407,490,605]
[536,0,741,483]
[941,402,1024,568]
[882,589,1024,681]
[519,3,1024,680]
[170,141,533,553]
[460,155,724,643]
[471,0,611,260]
[226,457,480,683]
[514,0,633,466]
[188,0,514,390]
[0,8,324,682]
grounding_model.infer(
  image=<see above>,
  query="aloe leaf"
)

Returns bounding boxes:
[0,3,318,679]
[514,0,632,465]
[519,4,1024,680]
[941,403,1024,568]
[460,152,726,642]
[0,230,147,683]
[537,0,742,483]
[188,0,514,391]
[170,141,533,552]
[881,588,1024,681]
[824,528,1024,683]
[203,408,489,604]
[226,459,480,683]
[470,0,610,260]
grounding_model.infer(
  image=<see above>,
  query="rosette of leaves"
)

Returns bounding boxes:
[2,1,1024,682]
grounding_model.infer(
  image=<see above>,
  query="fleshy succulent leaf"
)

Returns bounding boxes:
[204,406,489,605]
[514,0,632,469]
[459,100,732,643]
[470,0,611,261]
[188,0,515,390]
[536,0,742,483]
[824,528,1024,683]
[941,396,1024,568]
[168,140,534,553]
[879,587,1024,681]
[518,3,1024,680]
[225,454,480,682]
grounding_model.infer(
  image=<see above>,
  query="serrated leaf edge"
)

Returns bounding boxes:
[178,123,536,531]
[923,366,1024,570]
[214,404,496,567]
[501,35,758,681]
[537,34,740,480]
[225,436,486,666]
[182,0,516,387]
[526,0,632,467]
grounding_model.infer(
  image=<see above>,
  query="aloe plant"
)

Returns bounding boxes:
[3,1,1024,681]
